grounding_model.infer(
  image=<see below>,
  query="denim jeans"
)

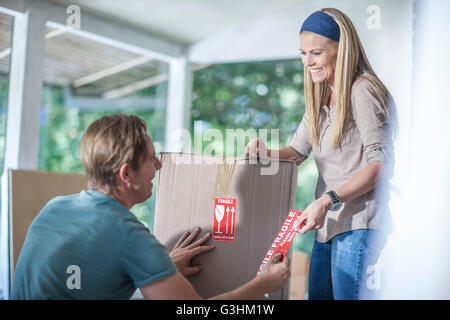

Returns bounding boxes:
[308,229,387,300]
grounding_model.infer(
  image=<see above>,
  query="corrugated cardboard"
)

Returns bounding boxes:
[154,153,298,299]
[9,170,86,277]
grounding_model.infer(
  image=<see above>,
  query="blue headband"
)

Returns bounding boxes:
[300,11,340,42]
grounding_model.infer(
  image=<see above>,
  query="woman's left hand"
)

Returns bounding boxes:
[294,195,331,234]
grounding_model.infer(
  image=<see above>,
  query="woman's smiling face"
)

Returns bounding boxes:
[300,31,339,85]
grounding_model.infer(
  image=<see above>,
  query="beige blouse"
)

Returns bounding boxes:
[289,79,395,243]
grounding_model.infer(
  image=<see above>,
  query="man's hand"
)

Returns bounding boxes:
[258,253,290,293]
[169,227,214,276]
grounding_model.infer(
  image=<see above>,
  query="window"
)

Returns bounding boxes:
[39,24,169,230]
[0,9,13,301]
[0,12,13,172]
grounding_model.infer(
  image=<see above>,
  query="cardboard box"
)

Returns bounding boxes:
[9,170,86,279]
[154,153,298,299]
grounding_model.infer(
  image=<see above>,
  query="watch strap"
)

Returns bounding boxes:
[326,190,340,205]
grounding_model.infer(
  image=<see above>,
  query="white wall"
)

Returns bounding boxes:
[380,0,450,299]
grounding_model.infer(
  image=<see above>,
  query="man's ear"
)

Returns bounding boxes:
[117,163,135,188]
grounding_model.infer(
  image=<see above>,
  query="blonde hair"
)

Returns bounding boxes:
[303,8,393,149]
[80,113,149,193]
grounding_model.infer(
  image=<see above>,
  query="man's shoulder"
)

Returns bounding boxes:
[35,192,84,221]
[45,192,82,207]
[38,190,134,228]
[44,190,122,214]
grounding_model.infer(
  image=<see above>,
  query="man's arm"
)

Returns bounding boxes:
[139,253,289,300]
[139,272,202,300]
[208,253,289,300]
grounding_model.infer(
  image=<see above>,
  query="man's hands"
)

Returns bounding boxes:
[166,227,290,300]
[211,252,290,300]
[257,253,290,293]
[169,227,214,276]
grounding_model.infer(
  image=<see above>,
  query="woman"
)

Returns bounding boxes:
[246,8,396,299]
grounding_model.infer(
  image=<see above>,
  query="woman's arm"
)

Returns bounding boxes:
[296,162,383,234]
[335,162,382,203]
[246,138,307,166]
[268,146,307,166]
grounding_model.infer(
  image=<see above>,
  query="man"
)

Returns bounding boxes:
[11,113,289,299]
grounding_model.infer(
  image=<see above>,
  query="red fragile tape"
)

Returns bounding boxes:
[256,210,304,276]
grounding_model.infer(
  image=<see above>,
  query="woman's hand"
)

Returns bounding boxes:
[245,138,269,159]
[294,195,331,234]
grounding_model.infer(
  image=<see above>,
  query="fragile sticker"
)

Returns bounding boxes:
[256,210,305,276]
[213,198,236,242]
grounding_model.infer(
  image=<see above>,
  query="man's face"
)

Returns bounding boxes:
[131,135,162,204]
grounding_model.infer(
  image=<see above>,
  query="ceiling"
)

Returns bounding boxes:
[47,0,304,45]
[1,0,306,98]
[0,11,169,98]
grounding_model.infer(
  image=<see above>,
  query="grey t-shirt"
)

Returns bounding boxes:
[289,79,395,243]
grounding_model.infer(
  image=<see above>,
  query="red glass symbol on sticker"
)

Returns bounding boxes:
[213,198,236,242]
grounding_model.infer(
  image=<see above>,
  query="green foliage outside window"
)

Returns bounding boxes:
[38,83,167,231]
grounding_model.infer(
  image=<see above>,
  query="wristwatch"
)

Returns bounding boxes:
[326,190,342,211]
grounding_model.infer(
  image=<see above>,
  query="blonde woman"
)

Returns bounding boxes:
[246,8,395,299]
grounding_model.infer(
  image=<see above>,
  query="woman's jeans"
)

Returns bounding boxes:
[308,229,387,300]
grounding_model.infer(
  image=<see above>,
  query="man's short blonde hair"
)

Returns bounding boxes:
[80,113,149,193]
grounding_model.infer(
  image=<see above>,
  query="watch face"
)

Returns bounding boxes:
[330,202,342,211]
